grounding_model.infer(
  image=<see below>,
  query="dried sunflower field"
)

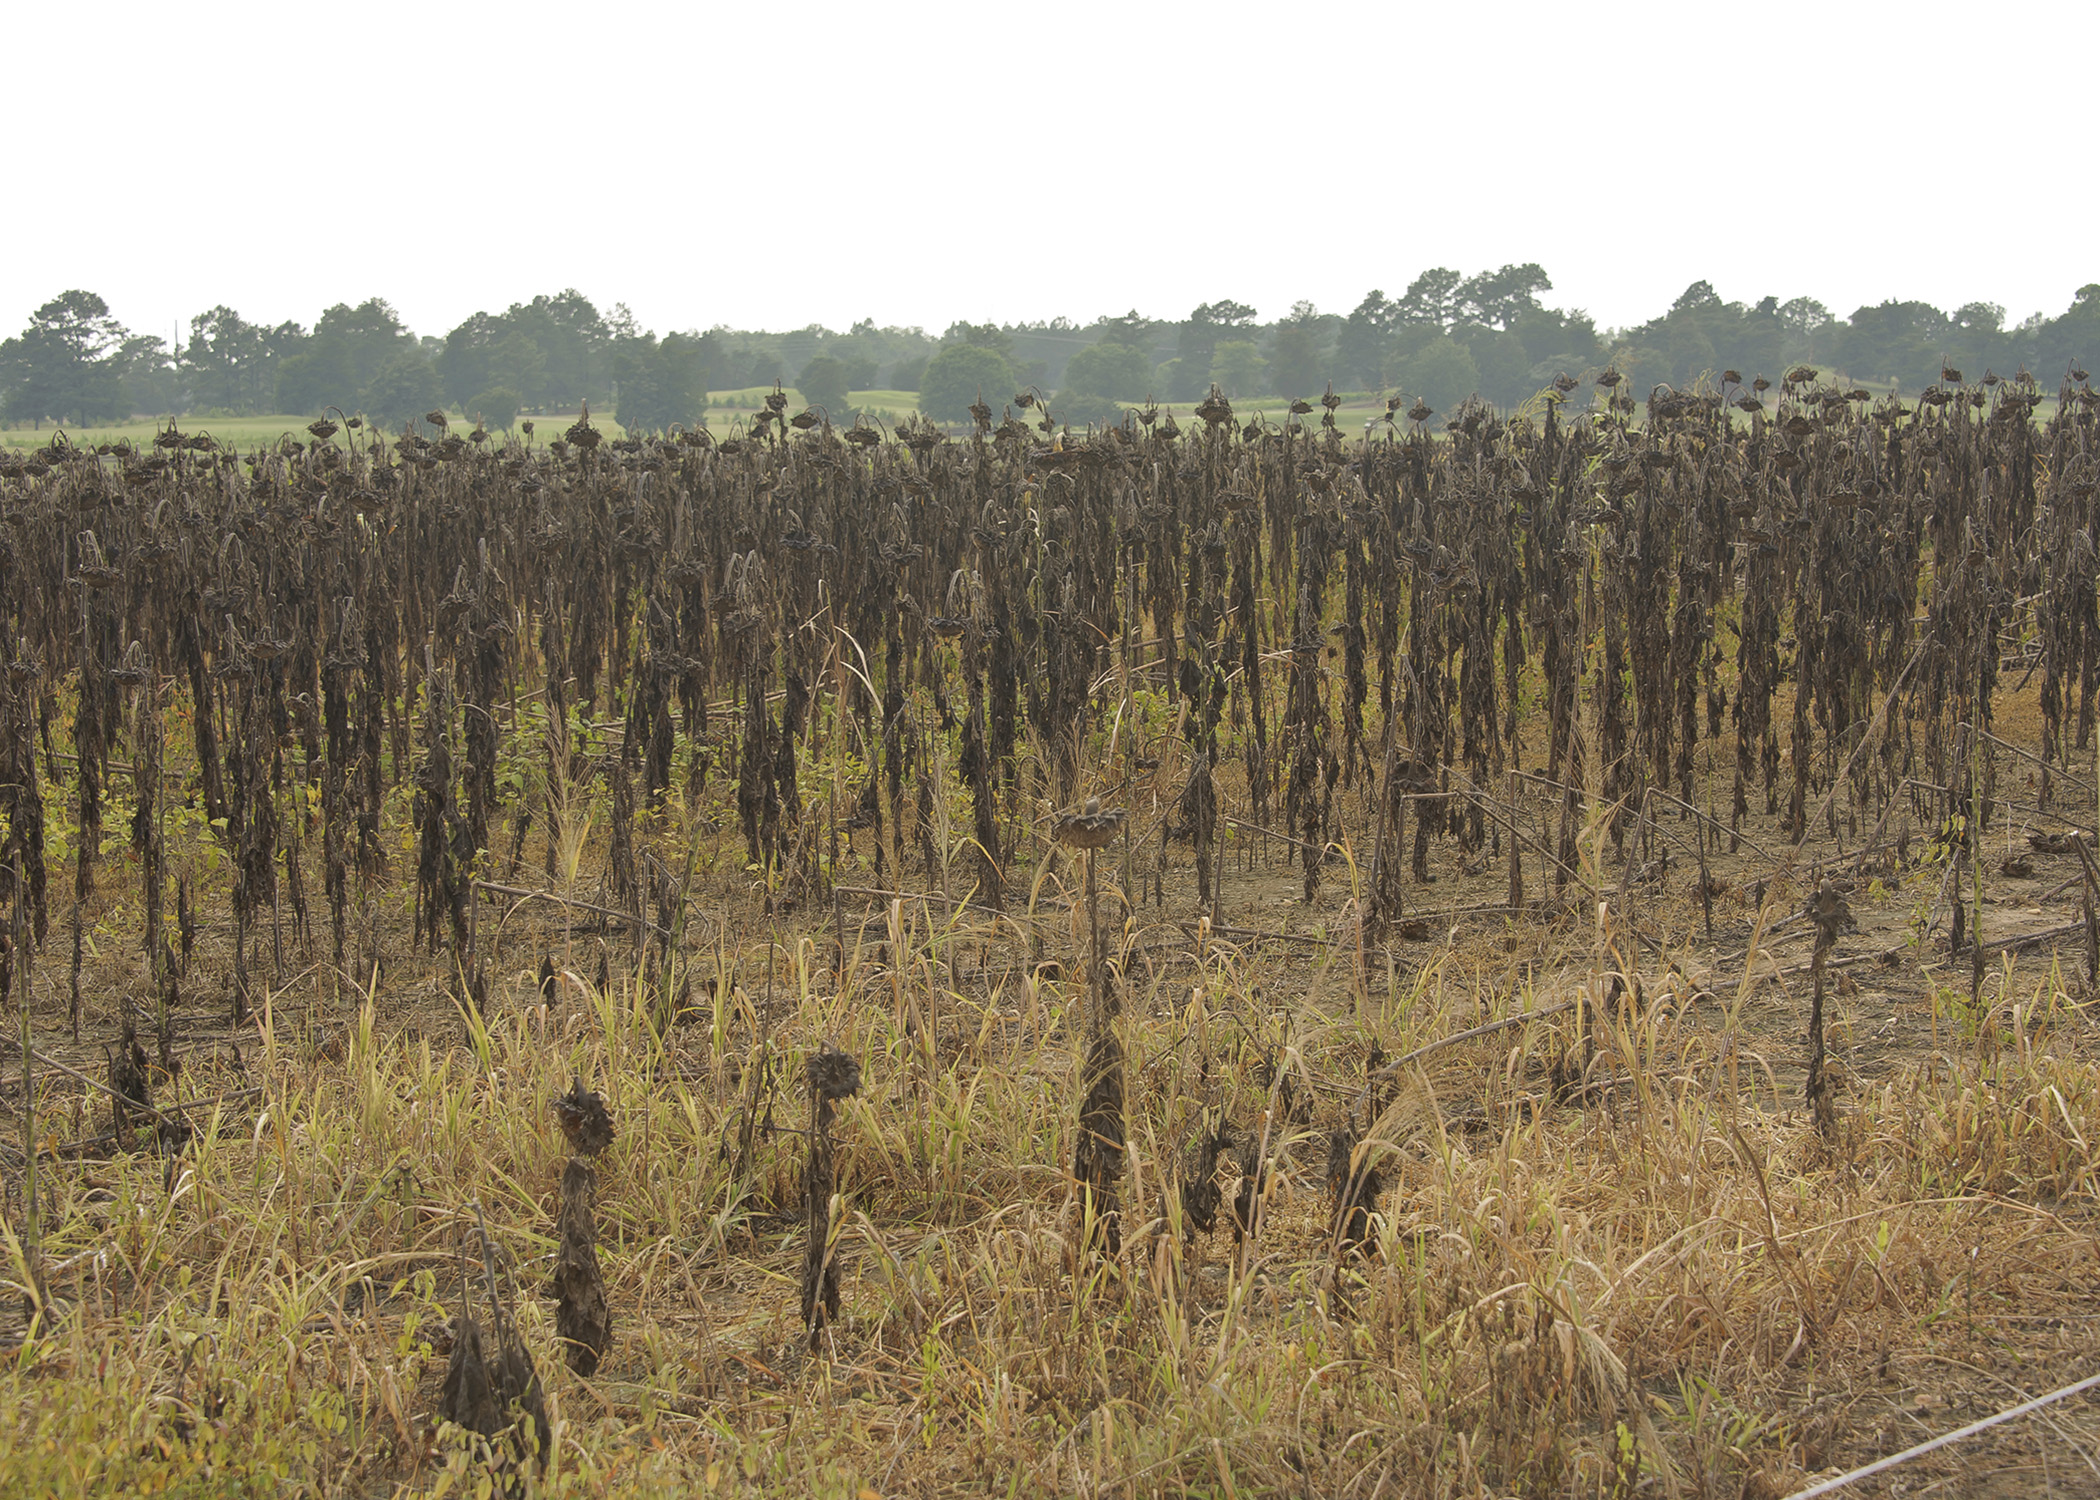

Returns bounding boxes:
[2,370,2100,1497]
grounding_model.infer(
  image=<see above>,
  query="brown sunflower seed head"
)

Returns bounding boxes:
[1053,801,1126,849]
[552,1076,615,1157]
[808,1041,862,1101]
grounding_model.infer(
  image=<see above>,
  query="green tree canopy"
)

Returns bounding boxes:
[469,386,522,432]
[438,312,548,411]
[1209,339,1266,399]
[613,329,709,433]
[1470,331,1534,406]
[502,290,610,409]
[1509,306,1606,377]
[1456,264,1552,329]
[941,322,1016,358]
[1392,335,1479,413]
[1268,323,1322,397]
[920,344,1017,425]
[1835,300,1958,387]
[277,298,416,415]
[1090,310,1155,350]
[116,334,181,417]
[185,306,305,416]
[2032,286,2100,376]
[1670,280,1722,316]
[1396,269,1463,330]
[1336,289,1396,390]
[1,290,131,426]
[1060,341,1151,403]
[795,355,852,418]
[1171,300,1257,400]
[360,349,444,429]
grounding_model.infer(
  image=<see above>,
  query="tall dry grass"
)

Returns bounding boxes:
[1,900,2096,1497]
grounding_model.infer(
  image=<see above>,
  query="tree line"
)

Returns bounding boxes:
[5,270,2097,434]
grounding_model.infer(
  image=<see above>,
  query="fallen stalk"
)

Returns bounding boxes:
[474,879,667,938]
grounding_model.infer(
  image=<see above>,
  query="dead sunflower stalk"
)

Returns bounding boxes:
[802,1041,861,1349]
[1057,799,1126,1253]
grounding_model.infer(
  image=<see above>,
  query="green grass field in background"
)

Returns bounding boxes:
[10,381,2033,450]
[0,390,930,450]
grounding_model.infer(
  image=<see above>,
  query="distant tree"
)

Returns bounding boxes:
[656,332,712,422]
[1172,300,1257,400]
[437,312,499,406]
[1268,323,1322,397]
[1092,310,1154,350]
[1060,341,1151,403]
[1391,335,1479,413]
[1510,305,1605,375]
[277,298,415,414]
[116,334,181,416]
[360,350,444,429]
[2031,285,2100,377]
[1470,331,1534,406]
[273,350,343,418]
[941,321,1016,358]
[1954,301,2005,336]
[920,344,1017,425]
[1836,301,1950,387]
[889,353,928,391]
[819,326,890,383]
[734,349,782,388]
[0,290,131,427]
[184,306,304,415]
[795,355,852,418]
[438,312,548,411]
[1728,297,1787,382]
[1778,297,1833,362]
[801,319,934,391]
[686,330,732,395]
[469,386,522,432]
[1613,344,1675,394]
[1396,268,1464,330]
[1456,264,1553,329]
[1209,339,1266,399]
[1660,323,1719,389]
[1336,290,1396,389]
[1618,283,1800,394]
[503,290,610,409]
[614,330,709,432]
[1669,280,1722,316]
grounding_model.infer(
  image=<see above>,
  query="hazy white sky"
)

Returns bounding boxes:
[7,1,2091,344]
